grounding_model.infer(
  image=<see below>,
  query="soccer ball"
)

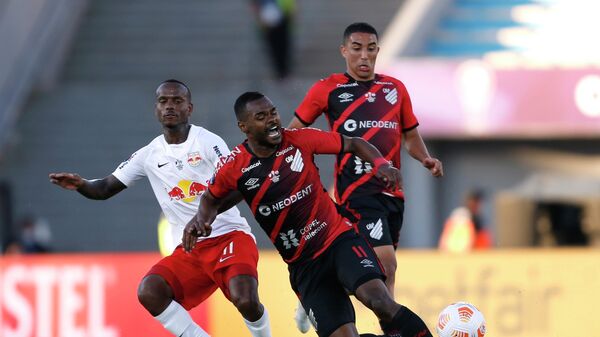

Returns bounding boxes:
[436,302,486,337]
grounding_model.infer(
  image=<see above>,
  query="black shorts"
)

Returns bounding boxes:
[347,194,404,249]
[289,231,385,337]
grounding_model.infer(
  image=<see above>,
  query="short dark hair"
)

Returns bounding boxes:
[343,22,379,44]
[157,79,192,101]
[234,91,265,120]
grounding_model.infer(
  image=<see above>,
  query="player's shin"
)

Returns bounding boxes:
[379,305,432,337]
[243,306,273,337]
[155,300,211,337]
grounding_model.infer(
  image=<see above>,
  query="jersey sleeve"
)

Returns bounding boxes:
[398,81,419,131]
[293,128,343,155]
[111,146,149,187]
[207,158,237,199]
[294,80,328,126]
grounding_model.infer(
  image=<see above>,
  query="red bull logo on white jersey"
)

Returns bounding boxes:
[167,180,206,202]
[187,151,202,167]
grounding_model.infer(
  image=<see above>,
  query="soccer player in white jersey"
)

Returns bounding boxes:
[49,79,272,337]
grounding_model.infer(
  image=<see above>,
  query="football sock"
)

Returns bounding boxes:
[154,300,211,337]
[244,307,273,337]
[380,305,432,337]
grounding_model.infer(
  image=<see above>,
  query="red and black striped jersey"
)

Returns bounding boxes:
[295,73,418,203]
[208,128,354,264]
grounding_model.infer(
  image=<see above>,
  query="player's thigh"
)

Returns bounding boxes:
[212,231,259,301]
[387,199,404,249]
[147,246,218,310]
[332,231,386,294]
[290,254,356,337]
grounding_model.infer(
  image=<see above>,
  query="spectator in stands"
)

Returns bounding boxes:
[250,0,295,79]
[439,189,493,252]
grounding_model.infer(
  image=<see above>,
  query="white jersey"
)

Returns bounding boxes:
[112,125,252,251]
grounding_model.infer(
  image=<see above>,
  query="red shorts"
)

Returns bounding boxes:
[146,230,258,310]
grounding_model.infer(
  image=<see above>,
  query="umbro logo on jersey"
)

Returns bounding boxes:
[290,149,304,172]
[366,219,384,240]
[338,92,354,103]
[385,88,398,105]
[158,162,169,168]
[360,258,375,268]
[245,178,260,190]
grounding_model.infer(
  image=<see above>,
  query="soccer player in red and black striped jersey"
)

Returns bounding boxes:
[289,23,443,304]
[183,92,433,337]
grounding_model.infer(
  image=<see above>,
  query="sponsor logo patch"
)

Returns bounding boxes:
[365,92,376,103]
[245,178,260,190]
[290,149,304,172]
[385,88,398,105]
[187,151,202,167]
[366,219,384,240]
[338,92,354,103]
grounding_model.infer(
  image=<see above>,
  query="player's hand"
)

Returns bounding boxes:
[375,164,403,191]
[49,172,84,190]
[423,157,443,177]
[182,215,212,253]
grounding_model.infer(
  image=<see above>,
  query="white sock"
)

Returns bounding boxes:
[154,300,211,337]
[244,307,272,337]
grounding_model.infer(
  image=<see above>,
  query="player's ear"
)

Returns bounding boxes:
[340,44,347,58]
[237,120,247,133]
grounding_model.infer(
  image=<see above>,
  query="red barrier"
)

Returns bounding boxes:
[0,253,209,337]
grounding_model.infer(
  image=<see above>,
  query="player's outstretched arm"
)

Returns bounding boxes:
[403,128,443,177]
[342,136,402,190]
[48,173,126,200]
[182,191,222,252]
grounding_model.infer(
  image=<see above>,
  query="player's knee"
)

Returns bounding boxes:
[137,274,173,315]
[230,291,261,314]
